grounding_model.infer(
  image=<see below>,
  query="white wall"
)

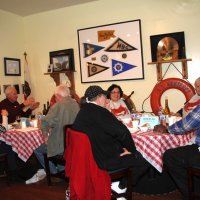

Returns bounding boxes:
[0,10,25,102]
[1,0,200,113]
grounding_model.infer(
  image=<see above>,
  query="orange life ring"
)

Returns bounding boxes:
[150,78,195,115]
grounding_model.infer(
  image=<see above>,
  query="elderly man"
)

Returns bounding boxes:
[0,86,39,124]
[26,84,80,184]
[154,105,200,200]
[182,76,200,117]
[72,85,150,193]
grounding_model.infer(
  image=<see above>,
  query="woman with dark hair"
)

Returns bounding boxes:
[107,84,130,119]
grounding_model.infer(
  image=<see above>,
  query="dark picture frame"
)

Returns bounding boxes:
[3,84,11,93]
[13,84,20,94]
[49,49,75,72]
[4,57,21,76]
[150,31,186,62]
[78,19,144,83]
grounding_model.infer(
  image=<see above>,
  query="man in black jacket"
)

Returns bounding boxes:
[73,85,150,189]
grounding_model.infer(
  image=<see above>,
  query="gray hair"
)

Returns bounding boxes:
[195,77,200,86]
[54,84,70,97]
[5,86,16,97]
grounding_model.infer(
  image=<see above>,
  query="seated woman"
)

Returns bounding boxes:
[107,84,130,119]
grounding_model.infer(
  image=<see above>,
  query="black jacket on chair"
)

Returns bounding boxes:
[72,103,136,170]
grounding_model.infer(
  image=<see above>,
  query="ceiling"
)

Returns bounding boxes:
[0,0,99,16]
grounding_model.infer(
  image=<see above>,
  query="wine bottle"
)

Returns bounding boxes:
[163,96,170,115]
[46,100,50,114]
[42,104,47,115]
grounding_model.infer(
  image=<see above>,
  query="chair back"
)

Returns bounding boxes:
[64,128,111,200]
[43,124,73,186]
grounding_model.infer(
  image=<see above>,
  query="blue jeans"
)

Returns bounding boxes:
[34,143,64,174]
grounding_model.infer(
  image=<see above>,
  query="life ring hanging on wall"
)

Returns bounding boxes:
[150,78,195,115]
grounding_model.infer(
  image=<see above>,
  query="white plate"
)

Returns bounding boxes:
[128,127,139,134]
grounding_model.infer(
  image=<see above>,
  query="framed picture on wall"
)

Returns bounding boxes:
[78,19,144,83]
[49,49,75,72]
[4,57,21,76]
[150,31,186,62]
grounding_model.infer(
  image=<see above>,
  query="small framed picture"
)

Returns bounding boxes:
[4,57,21,76]
[49,49,75,72]
[47,64,53,73]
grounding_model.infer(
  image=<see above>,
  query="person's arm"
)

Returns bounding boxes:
[41,104,59,133]
[95,106,136,153]
[168,105,200,135]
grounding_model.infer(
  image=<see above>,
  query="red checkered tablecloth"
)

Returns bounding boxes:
[0,127,45,162]
[131,131,195,172]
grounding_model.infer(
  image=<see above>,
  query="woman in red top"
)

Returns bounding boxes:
[107,84,130,119]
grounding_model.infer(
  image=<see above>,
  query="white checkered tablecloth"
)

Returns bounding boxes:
[0,127,45,162]
[131,131,195,173]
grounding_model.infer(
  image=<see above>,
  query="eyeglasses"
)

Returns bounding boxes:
[111,91,120,94]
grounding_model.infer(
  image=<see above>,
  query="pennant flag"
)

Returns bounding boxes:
[98,30,116,42]
[87,62,109,77]
[112,59,137,76]
[105,38,137,52]
[83,43,104,58]
[23,52,31,100]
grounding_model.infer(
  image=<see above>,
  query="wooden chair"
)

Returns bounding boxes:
[188,166,200,200]
[123,93,137,113]
[0,153,9,185]
[43,124,72,185]
[65,128,133,200]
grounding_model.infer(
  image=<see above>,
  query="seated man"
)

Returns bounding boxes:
[182,76,200,117]
[154,105,200,200]
[0,86,39,124]
[72,85,150,191]
[176,77,200,117]
[26,84,79,184]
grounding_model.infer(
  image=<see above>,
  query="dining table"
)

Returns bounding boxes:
[126,123,196,194]
[0,127,45,162]
[131,130,195,173]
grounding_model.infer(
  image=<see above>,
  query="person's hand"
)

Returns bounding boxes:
[153,124,168,133]
[30,102,40,110]
[1,109,8,116]
[120,148,131,156]
[23,97,35,107]
[170,112,181,117]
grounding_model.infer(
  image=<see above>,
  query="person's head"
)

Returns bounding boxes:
[84,85,108,107]
[5,86,18,103]
[194,77,200,95]
[54,84,70,102]
[107,84,123,102]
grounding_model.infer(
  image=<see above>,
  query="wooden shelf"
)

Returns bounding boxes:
[44,70,76,90]
[148,59,192,81]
